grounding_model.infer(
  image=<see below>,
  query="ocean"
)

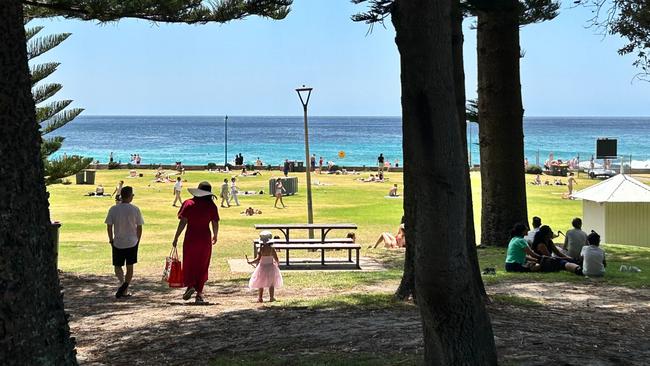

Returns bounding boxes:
[51,116,650,168]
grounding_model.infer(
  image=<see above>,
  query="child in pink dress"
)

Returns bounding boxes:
[248,231,283,302]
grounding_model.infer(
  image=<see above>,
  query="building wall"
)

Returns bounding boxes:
[583,201,606,241]
[605,202,650,247]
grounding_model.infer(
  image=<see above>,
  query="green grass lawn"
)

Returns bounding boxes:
[49,169,649,290]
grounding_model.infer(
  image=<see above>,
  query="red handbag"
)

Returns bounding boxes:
[163,247,184,288]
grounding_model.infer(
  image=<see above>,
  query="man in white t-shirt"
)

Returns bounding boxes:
[105,186,144,298]
[172,177,183,207]
[581,231,606,277]
[525,216,542,244]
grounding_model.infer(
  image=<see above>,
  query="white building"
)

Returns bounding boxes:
[572,174,650,247]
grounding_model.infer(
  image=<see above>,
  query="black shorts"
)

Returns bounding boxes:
[505,262,531,272]
[112,244,138,266]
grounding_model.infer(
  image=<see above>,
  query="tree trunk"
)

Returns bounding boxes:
[391,1,497,364]
[451,1,488,299]
[477,1,528,247]
[0,1,77,364]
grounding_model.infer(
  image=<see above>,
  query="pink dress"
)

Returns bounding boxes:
[249,256,283,289]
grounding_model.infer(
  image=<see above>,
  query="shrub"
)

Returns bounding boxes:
[526,164,543,174]
[207,162,217,169]
[107,161,120,170]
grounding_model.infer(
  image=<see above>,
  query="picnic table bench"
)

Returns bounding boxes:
[253,223,360,268]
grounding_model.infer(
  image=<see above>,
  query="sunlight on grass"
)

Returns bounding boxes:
[50,170,649,290]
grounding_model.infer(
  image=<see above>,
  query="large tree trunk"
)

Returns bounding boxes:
[451,1,488,299]
[0,2,77,364]
[477,1,528,247]
[391,1,497,364]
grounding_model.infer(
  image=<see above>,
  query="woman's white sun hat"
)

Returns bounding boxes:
[187,181,214,197]
[259,230,273,243]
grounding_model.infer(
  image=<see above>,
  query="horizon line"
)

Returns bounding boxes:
[77,114,650,118]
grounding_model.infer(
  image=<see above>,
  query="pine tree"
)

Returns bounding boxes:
[26,21,92,184]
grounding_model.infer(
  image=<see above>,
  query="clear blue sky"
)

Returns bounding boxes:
[33,1,648,117]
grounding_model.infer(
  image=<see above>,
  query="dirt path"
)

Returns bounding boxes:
[62,273,649,365]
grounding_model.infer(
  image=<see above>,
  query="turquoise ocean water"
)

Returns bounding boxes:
[51,116,650,168]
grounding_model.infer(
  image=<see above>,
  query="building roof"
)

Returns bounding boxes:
[572,174,650,203]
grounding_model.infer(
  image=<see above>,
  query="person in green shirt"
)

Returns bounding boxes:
[505,223,541,272]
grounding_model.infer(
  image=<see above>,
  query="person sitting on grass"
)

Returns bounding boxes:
[388,184,399,197]
[532,225,583,275]
[563,217,588,261]
[505,223,541,272]
[373,219,406,249]
[530,174,541,185]
[580,231,606,277]
[241,207,262,216]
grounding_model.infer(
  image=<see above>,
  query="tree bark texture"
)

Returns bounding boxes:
[0,1,77,364]
[392,1,497,364]
[477,2,528,247]
[451,1,488,299]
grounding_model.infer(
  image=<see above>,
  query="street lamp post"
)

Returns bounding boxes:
[224,115,228,169]
[296,86,314,238]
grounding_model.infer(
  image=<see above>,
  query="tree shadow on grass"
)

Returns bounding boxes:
[62,272,650,366]
[62,272,422,365]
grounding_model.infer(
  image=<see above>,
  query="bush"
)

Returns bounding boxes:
[526,164,543,174]
[127,163,134,169]
[107,161,120,170]
[207,162,217,169]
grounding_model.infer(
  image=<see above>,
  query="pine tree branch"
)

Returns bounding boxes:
[33,83,63,105]
[36,99,73,124]
[25,25,44,41]
[28,33,72,60]
[31,62,60,86]
[23,0,293,23]
[41,108,84,134]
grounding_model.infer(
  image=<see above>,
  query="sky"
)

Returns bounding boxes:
[32,1,649,117]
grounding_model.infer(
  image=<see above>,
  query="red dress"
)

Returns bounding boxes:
[178,198,219,293]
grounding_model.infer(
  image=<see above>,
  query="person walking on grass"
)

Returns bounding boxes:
[220,178,230,208]
[172,181,220,304]
[247,231,283,303]
[105,186,144,298]
[228,177,240,206]
[112,180,124,204]
[274,178,286,208]
[172,177,183,207]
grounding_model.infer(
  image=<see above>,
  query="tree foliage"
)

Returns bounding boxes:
[352,0,559,25]
[27,22,90,183]
[576,0,650,78]
[23,0,292,23]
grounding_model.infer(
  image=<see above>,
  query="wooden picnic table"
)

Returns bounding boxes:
[252,223,360,268]
[254,223,357,243]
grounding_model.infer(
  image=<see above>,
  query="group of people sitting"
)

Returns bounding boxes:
[506,216,606,277]
[530,174,567,186]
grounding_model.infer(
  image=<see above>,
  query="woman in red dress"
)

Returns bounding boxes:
[172,181,220,303]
